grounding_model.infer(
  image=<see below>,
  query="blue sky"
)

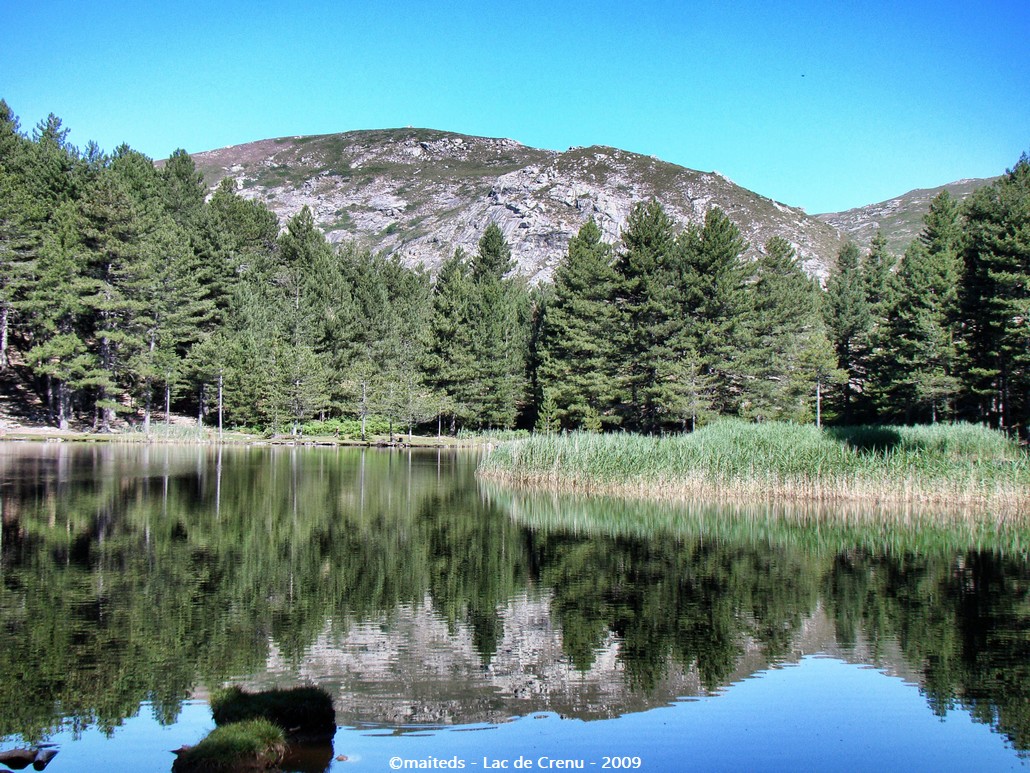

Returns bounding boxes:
[2,0,1027,213]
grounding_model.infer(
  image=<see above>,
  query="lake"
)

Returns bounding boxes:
[0,442,1027,772]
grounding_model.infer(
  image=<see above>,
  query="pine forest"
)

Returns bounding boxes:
[1,102,1028,440]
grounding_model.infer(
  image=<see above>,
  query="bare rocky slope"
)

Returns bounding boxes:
[189,129,845,282]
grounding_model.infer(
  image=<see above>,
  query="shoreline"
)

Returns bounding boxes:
[0,426,489,449]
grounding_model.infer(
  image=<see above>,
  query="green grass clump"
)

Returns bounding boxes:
[211,686,335,742]
[477,420,1029,518]
[172,719,285,773]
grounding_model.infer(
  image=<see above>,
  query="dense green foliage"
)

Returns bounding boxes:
[1,101,1027,437]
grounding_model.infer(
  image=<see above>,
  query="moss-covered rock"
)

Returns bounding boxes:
[211,686,336,743]
[172,719,285,773]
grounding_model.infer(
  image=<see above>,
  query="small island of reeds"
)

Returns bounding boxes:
[477,420,1030,520]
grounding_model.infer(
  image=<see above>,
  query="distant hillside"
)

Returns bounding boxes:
[187,129,844,282]
[816,178,996,255]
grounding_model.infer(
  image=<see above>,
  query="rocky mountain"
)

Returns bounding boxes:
[816,177,995,255]
[188,129,845,282]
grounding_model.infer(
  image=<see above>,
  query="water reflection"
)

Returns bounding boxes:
[0,443,1027,757]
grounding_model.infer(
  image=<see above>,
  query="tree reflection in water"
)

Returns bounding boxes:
[0,443,1027,755]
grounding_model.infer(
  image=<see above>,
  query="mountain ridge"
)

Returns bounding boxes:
[187,128,843,281]
[815,177,995,254]
[185,128,994,280]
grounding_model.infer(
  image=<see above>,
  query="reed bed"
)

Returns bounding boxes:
[477,420,1030,520]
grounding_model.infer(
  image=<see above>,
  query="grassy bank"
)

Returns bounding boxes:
[477,420,1030,519]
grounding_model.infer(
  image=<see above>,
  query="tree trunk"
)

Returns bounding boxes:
[218,372,224,441]
[144,383,152,435]
[0,303,8,370]
[360,381,367,442]
[46,374,55,426]
[815,381,822,429]
[57,379,70,431]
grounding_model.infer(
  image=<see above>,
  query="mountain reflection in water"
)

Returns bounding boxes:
[0,442,1027,757]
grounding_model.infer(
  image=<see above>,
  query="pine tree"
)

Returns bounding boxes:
[426,248,477,432]
[19,202,97,429]
[535,219,619,429]
[78,170,148,431]
[203,177,279,312]
[860,230,897,417]
[921,191,964,263]
[741,237,839,422]
[0,162,34,371]
[610,200,679,432]
[957,153,1030,437]
[466,223,529,429]
[873,196,963,424]
[272,207,332,432]
[131,219,217,431]
[1,105,66,376]
[673,207,752,418]
[160,149,206,231]
[824,241,872,423]
[109,145,164,223]
[795,313,845,428]
[862,230,896,319]
[27,114,80,206]
[890,245,959,422]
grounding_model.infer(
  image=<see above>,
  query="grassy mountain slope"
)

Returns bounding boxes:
[816,177,996,254]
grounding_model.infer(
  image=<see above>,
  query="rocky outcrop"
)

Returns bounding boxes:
[188,129,845,282]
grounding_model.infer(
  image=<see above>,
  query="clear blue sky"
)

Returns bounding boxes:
[2,0,1027,213]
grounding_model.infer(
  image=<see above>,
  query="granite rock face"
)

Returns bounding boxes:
[188,129,845,282]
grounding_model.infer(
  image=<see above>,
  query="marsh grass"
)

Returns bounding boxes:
[477,420,1030,519]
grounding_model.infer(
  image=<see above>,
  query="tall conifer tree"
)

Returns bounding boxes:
[610,200,679,432]
[466,223,528,429]
[741,237,839,422]
[957,154,1030,436]
[427,248,477,431]
[824,241,872,423]
[675,207,752,417]
[535,219,619,429]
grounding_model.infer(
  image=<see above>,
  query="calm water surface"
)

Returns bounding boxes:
[0,442,1027,772]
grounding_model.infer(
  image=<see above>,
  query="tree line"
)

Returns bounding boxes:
[1,102,1027,438]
